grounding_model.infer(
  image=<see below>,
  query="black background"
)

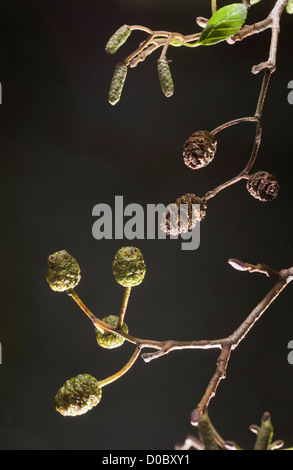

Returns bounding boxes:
[0,0,293,450]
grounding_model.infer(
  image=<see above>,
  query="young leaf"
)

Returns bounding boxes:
[286,0,293,14]
[198,3,247,46]
[250,0,262,5]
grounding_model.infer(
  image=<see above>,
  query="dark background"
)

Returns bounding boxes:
[0,0,293,450]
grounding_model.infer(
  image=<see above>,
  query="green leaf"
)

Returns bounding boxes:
[286,0,293,14]
[250,0,262,5]
[198,3,247,46]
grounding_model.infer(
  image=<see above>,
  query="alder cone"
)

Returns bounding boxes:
[112,246,146,287]
[96,315,128,349]
[55,374,102,417]
[161,193,207,236]
[183,130,217,170]
[246,171,279,202]
[46,250,81,292]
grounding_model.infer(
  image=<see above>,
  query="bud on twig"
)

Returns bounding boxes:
[108,62,128,105]
[105,25,131,54]
[254,412,274,450]
[197,414,219,450]
[157,58,174,98]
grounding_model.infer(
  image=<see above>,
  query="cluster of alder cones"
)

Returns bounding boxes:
[46,247,146,417]
[160,130,280,236]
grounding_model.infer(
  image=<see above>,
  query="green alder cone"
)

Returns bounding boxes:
[96,315,128,349]
[55,374,102,417]
[108,62,128,105]
[46,250,81,292]
[112,246,146,287]
[105,25,131,54]
[157,58,174,98]
[286,0,293,14]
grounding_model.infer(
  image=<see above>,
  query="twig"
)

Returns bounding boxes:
[228,259,281,278]
[211,0,217,16]
[67,261,293,421]
[191,345,232,424]
[231,0,288,75]
[211,116,257,136]
[194,1,287,202]
[118,286,132,328]
[97,346,141,388]
[203,67,271,202]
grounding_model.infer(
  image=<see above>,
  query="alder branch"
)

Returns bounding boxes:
[107,2,287,204]
[203,63,272,202]
[231,0,287,76]
[67,260,293,422]
[201,0,287,201]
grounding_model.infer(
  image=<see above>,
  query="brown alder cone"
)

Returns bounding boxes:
[183,130,217,170]
[246,171,279,202]
[161,194,207,236]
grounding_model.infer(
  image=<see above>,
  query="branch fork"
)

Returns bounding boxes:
[67,257,293,425]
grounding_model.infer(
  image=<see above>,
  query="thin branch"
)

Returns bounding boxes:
[211,116,257,136]
[203,68,271,202]
[231,17,272,44]
[211,0,217,16]
[190,267,292,422]
[191,345,232,424]
[160,34,173,60]
[118,286,132,328]
[232,0,288,75]
[229,277,290,349]
[97,346,141,388]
